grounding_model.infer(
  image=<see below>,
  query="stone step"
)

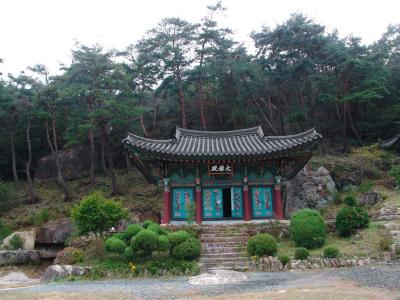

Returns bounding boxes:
[200,232,247,238]
[201,246,245,254]
[201,241,246,248]
[200,260,249,271]
[199,256,248,263]
[200,236,247,243]
[201,252,246,259]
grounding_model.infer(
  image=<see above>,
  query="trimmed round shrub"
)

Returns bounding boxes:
[109,238,127,254]
[123,246,135,260]
[105,237,115,251]
[112,232,125,240]
[344,195,357,207]
[336,206,370,237]
[168,230,191,249]
[142,220,154,229]
[124,224,142,241]
[289,209,326,249]
[131,229,158,255]
[294,247,310,260]
[159,226,168,236]
[158,235,169,252]
[172,238,201,260]
[247,233,277,257]
[148,223,161,235]
[278,254,290,267]
[323,246,340,258]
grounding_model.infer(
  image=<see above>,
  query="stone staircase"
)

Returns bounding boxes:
[199,225,250,271]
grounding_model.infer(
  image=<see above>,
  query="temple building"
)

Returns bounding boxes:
[123,126,321,224]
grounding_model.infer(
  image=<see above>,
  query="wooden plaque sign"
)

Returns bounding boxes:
[208,162,233,176]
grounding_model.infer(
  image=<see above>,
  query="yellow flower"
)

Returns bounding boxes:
[251,255,259,262]
[129,262,137,273]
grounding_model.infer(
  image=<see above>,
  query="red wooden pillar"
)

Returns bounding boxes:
[243,185,251,221]
[273,185,284,220]
[195,186,202,224]
[162,180,170,224]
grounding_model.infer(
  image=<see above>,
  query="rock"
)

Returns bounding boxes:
[383,223,400,231]
[285,165,336,216]
[1,232,35,250]
[0,250,41,266]
[38,247,61,259]
[36,218,74,245]
[375,206,400,221]
[35,146,96,182]
[41,265,89,282]
[358,190,382,207]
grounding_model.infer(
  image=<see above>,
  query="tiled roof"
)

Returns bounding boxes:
[123,126,321,160]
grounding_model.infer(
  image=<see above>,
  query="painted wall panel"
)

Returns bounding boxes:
[231,187,243,218]
[172,188,193,219]
[202,188,223,218]
[251,187,273,217]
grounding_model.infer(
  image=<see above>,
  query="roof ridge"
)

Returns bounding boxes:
[175,126,263,138]
[265,128,321,140]
[124,132,175,144]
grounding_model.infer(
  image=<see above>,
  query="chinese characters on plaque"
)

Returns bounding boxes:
[208,163,233,175]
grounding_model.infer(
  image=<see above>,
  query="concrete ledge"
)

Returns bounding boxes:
[0,250,41,266]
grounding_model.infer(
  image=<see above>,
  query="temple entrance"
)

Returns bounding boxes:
[222,188,232,218]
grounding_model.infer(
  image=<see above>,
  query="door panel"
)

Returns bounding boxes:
[251,187,273,217]
[202,188,223,218]
[172,188,193,219]
[231,187,243,218]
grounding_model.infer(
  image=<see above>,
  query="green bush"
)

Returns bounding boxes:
[278,254,290,267]
[336,206,370,237]
[323,246,340,258]
[104,237,115,251]
[124,224,142,241]
[109,239,127,254]
[0,181,16,213]
[168,230,191,250]
[33,208,50,225]
[159,226,168,236]
[289,209,326,249]
[71,192,128,238]
[358,179,374,193]
[158,235,169,252]
[123,246,135,260]
[344,195,357,207]
[131,229,158,256]
[247,233,277,257]
[112,232,125,240]
[147,223,161,235]
[389,165,400,187]
[0,219,12,242]
[9,234,24,250]
[172,238,201,260]
[142,220,154,229]
[294,247,310,260]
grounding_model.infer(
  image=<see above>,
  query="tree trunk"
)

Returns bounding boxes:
[100,134,107,175]
[178,81,187,128]
[100,124,118,195]
[125,152,132,173]
[10,129,19,186]
[88,128,96,185]
[48,115,70,201]
[346,105,363,145]
[140,115,149,137]
[198,84,207,130]
[25,117,36,204]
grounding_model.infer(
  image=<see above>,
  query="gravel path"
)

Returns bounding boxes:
[0,264,399,299]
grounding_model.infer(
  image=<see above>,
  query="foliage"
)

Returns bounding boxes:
[33,208,50,225]
[294,247,310,260]
[358,180,374,193]
[71,192,128,238]
[323,246,340,258]
[142,220,154,229]
[9,234,24,250]
[172,238,201,260]
[0,219,12,242]
[109,239,127,254]
[247,233,277,257]
[147,223,161,235]
[185,202,196,224]
[167,230,191,250]
[389,165,400,187]
[289,209,326,249]
[85,238,105,260]
[139,257,199,276]
[123,224,142,241]
[105,237,116,252]
[55,247,85,264]
[379,236,394,251]
[336,206,370,237]
[124,246,135,260]
[344,195,357,207]
[0,181,16,213]
[131,229,158,256]
[158,235,169,252]
[278,254,290,267]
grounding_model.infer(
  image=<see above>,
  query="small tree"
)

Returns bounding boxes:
[71,192,127,239]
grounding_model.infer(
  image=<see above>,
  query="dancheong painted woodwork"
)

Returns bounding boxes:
[123,126,321,223]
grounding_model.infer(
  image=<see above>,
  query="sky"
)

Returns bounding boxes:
[1,0,400,77]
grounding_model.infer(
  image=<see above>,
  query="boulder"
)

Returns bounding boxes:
[41,265,89,282]
[358,190,382,207]
[35,146,96,182]
[36,218,74,245]
[285,165,336,217]
[0,250,41,266]
[1,231,35,250]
